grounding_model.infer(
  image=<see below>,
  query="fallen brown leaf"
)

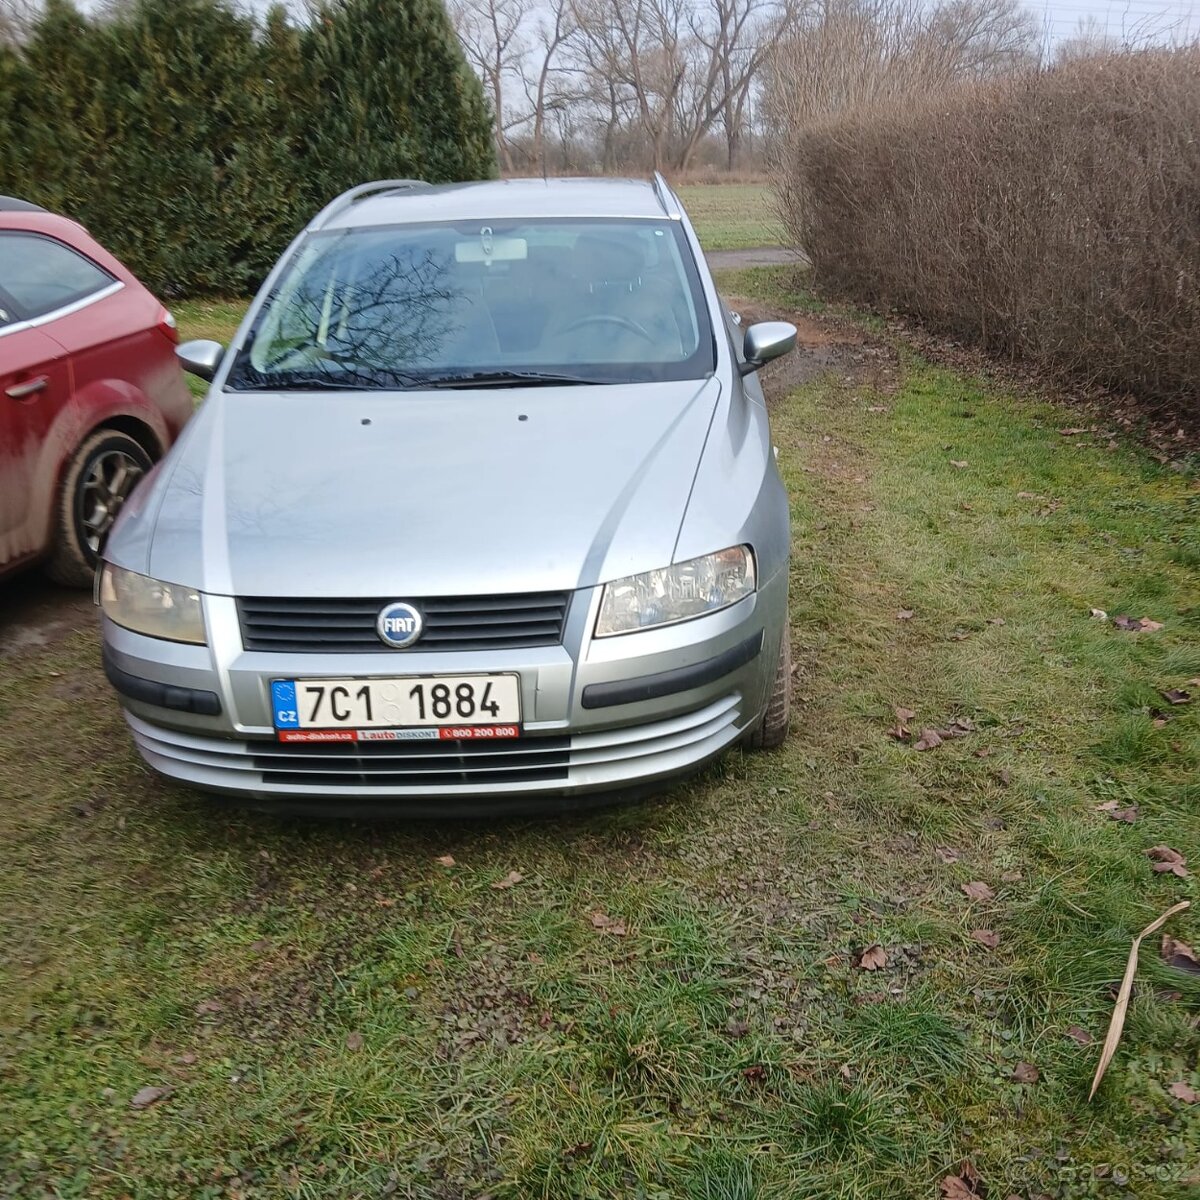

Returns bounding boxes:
[940,1164,983,1199]
[961,881,995,902]
[971,929,1000,949]
[130,1086,170,1110]
[741,1064,767,1082]
[857,944,887,971]
[491,870,524,890]
[886,724,911,740]
[896,609,914,621]
[894,706,916,722]
[935,846,960,864]
[973,746,992,758]
[987,617,1006,626]
[1168,1081,1199,1103]
[1001,870,1023,883]
[1146,845,1190,877]
[1065,1025,1093,1046]
[1089,607,1109,620]
[435,854,456,867]
[1152,862,1190,878]
[1011,1061,1040,1084]
[1108,805,1139,824]
[914,728,943,751]
[589,911,628,936]
[950,460,968,469]
[1161,935,1200,974]
[1089,899,1191,1101]
[345,1031,364,1051]
[1161,688,1192,706]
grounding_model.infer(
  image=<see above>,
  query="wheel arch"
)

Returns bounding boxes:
[87,414,165,461]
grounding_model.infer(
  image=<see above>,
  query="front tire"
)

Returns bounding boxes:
[46,430,153,588]
[747,624,791,749]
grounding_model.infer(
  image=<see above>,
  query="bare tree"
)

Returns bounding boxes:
[919,0,1040,78]
[452,0,531,172]
[763,0,1037,133]
[519,0,577,173]
[571,0,680,171]
[675,0,798,170]
[569,0,795,171]
[446,0,1040,174]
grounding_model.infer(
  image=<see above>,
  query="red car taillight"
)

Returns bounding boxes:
[156,308,179,344]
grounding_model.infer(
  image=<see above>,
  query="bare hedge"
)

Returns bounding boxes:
[778,48,1200,405]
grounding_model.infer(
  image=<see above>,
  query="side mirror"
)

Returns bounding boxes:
[740,321,797,375]
[176,339,225,382]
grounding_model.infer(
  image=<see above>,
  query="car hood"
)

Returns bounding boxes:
[138,379,721,597]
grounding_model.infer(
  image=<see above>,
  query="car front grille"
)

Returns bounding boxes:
[125,694,744,797]
[250,733,571,787]
[236,592,571,654]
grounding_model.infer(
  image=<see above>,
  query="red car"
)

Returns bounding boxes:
[0,197,193,586]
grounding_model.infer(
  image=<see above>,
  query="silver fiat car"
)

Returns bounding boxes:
[98,176,796,814]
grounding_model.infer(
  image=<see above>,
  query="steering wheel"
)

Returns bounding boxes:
[556,313,656,344]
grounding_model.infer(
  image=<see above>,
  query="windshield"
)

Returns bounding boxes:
[228,218,715,390]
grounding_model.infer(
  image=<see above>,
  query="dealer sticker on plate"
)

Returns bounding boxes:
[271,674,521,743]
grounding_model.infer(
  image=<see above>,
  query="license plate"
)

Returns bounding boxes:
[271,674,521,742]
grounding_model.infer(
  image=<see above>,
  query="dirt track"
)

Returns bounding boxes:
[706,246,803,269]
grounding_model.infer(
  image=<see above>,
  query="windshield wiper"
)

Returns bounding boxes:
[229,367,426,392]
[235,378,373,392]
[421,369,603,389]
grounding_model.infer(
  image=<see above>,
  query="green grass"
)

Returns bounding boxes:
[3,267,1199,1198]
[675,183,783,250]
[173,299,247,398]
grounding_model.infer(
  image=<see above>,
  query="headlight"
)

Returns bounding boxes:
[595,546,756,637]
[99,565,206,645]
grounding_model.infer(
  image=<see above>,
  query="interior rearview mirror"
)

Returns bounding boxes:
[740,321,797,375]
[177,339,226,382]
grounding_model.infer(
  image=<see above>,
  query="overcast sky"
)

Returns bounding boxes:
[74,0,1200,47]
[1029,0,1199,42]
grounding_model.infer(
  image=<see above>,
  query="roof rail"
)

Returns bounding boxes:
[651,171,681,219]
[0,195,47,213]
[308,179,432,230]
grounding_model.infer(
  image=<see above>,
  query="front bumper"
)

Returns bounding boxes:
[101,572,786,809]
